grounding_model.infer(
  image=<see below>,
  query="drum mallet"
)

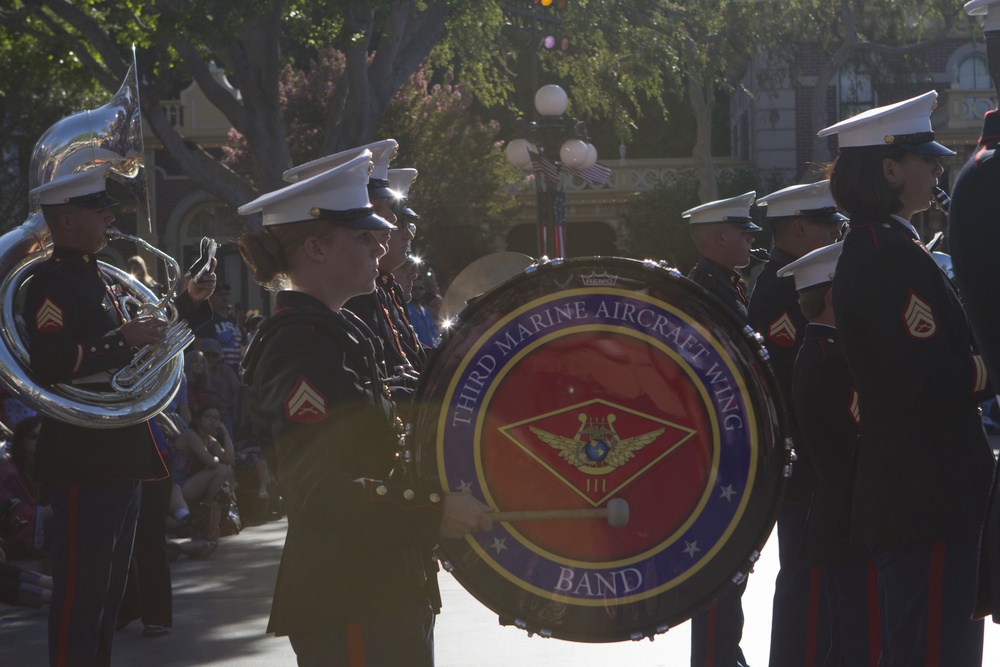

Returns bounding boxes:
[489,498,629,528]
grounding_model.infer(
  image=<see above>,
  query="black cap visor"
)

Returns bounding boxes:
[368,179,401,201]
[724,218,762,232]
[897,140,955,157]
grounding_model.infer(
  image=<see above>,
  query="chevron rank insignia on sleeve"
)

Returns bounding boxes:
[35,297,65,332]
[284,376,328,423]
[902,291,936,339]
[767,311,798,347]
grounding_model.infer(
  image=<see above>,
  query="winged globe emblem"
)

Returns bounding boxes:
[529,413,665,471]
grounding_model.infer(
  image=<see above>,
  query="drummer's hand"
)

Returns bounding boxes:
[440,492,494,539]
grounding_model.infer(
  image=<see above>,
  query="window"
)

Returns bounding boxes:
[958,54,992,90]
[839,68,874,120]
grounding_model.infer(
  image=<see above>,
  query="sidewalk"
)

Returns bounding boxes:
[4,517,1000,666]
[0,518,293,665]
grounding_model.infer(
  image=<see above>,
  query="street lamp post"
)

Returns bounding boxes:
[505,84,598,259]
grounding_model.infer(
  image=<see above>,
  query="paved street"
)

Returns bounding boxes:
[4,517,1000,665]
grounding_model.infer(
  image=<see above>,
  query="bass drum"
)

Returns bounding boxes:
[411,257,789,643]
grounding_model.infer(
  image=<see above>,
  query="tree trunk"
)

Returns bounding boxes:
[688,70,718,203]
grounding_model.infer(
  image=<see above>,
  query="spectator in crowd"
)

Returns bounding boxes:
[184,349,211,417]
[423,291,443,330]
[402,262,439,349]
[198,339,241,438]
[196,284,243,371]
[0,416,51,559]
[126,255,163,295]
[171,405,236,512]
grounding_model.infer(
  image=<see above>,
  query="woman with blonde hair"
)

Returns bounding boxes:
[126,255,162,295]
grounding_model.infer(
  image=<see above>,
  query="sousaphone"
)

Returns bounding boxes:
[0,48,194,428]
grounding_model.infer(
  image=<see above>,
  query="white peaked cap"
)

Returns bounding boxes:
[238,151,395,230]
[282,147,367,184]
[387,168,417,198]
[365,139,398,183]
[776,241,844,292]
[30,164,115,208]
[966,0,1000,32]
[682,191,761,230]
[387,168,419,219]
[281,140,400,198]
[817,91,955,156]
[757,181,847,224]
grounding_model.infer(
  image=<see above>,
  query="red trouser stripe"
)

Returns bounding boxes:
[805,566,822,667]
[346,622,366,667]
[704,603,717,666]
[868,562,881,667]
[924,540,945,667]
[56,484,80,667]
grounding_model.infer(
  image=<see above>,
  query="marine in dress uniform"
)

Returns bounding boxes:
[383,168,429,369]
[749,182,844,666]
[951,0,1000,622]
[238,151,491,667]
[685,191,760,325]
[285,140,423,384]
[24,166,214,666]
[821,91,993,665]
[684,191,759,667]
[778,242,882,664]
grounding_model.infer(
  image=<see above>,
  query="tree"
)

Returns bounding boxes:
[1,0,504,228]
[0,10,104,230]
[223,50,522,285]
[788,0,964,172]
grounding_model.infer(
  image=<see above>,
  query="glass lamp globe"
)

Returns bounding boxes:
[560,139,590,168]
[580,143,598,170]
[534,85,568,117]
[505,138,534,168]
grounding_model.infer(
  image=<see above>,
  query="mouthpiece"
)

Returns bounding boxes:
[933,187,950,214]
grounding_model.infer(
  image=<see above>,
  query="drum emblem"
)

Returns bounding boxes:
[412,258,786,642]
[499,400,695,506]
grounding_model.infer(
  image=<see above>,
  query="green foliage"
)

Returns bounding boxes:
[620,164,757,271]
[535,0,679,145]
[0,4,106,230]
[620,169,701,270]
[221,49,523,285]
[377,66,523,286]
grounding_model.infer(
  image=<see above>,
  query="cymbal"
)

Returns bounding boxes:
[440,252,535,322]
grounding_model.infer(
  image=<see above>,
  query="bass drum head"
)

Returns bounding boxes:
[412,257,787,643]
